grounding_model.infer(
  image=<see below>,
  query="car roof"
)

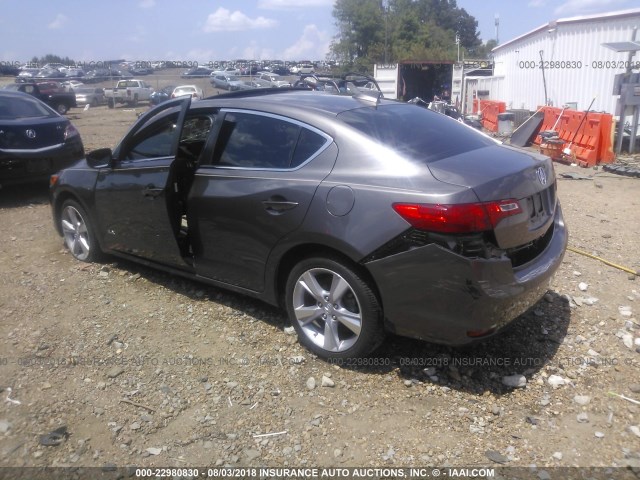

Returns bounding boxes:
[200,89,391,117]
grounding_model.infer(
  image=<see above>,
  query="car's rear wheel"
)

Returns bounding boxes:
[285,256,384,360]
[60,199,100,262]
[55,103,68,115]
[91,97,98,107]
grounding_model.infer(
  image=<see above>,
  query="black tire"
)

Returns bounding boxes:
[91,97,99,107]
[59,199,102,263]
[285,256,384,360]
[107,98,115,109]
[55,103,68,115]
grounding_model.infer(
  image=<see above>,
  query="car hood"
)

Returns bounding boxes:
[427,144,554,202]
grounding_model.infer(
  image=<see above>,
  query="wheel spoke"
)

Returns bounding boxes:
[322,319,340,351]
[295,305,323,326]
[78,236,90,256]
[328,275,350,303]
[77,222,88,235]
[299,271,326,301]
[67,208,80,226]
[61,219,75,234]
[335,309,362,335]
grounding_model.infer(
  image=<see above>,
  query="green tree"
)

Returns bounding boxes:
[29,54,77,67]
[331,0,481,69]
[470,39,498,59]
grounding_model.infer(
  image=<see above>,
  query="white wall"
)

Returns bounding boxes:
[491,12,640,114]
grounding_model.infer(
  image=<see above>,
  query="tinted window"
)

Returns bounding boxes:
[0,95,54,118]
[338,104,494,164]
[213,112,300,169]
[292,128,327,168]
[125,114,214,161]
[126,117,176,160]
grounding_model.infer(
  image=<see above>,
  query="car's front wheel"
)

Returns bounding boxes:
[59,199,101,262]
[55,103,68,115]
[285,256,384,360]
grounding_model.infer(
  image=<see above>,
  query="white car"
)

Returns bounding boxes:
[171,85,204,101]
[211,67,240,77]
[258,73,291,88]
[61,80,85,92]
[291,64,314,74]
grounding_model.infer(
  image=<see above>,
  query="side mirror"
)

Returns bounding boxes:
[86,147,113,168]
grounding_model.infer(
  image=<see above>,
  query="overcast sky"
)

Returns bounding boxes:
[0,0,636,63]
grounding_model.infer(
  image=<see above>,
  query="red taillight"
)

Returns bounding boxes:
[64,124,79,141]
[392,200,522,233]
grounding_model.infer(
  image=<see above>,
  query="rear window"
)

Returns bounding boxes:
[337,104,494,164]
[0,95,54,119]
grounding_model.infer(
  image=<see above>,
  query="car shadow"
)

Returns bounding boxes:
[101,257,287,330]
[353,291,572,396]
[89,256,571,396]
[0,182,50,208]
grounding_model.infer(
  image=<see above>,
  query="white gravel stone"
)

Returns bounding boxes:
[629,426,640,438]
[502,374,527,388]
[0,420,11,434]
[306,377,316,390]
[552,452,563,460]
[619,306,633,317]
[578,282,588,291]
[145,447,162,456]
[573,395,591,406]
[321,376,335,388]
[547,375,566,388]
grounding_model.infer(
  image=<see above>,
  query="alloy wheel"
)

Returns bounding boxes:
[291,267,363,353]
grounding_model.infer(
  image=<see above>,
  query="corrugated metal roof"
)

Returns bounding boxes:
[493,7,640,52]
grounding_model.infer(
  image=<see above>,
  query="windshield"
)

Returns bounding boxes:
[338,103,494,164]
[0,95,55,119]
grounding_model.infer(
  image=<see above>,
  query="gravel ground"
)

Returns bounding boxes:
[0,98,640,478]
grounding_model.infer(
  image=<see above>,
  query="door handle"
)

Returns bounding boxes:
[142,185,164,198]
[262,199,299,214]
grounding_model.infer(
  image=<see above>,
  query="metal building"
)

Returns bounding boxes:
[465,8,640,115]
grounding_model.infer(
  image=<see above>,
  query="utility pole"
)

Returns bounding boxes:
[383,0,389,64]
[495,14,500,45]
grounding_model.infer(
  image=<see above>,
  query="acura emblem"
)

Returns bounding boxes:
[536,167,547,186]
[25,129,36,139]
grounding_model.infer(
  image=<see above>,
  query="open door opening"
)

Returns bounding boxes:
[167,114,217,262]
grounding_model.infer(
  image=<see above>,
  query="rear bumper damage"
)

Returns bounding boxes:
[366,206,567,345]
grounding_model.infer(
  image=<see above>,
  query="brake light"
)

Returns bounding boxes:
[64,124,79,140]
[392,200,522,233]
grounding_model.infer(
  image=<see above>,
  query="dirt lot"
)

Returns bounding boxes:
[1,86,640,478]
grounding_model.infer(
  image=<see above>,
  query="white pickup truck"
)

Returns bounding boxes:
[104,79,154,108]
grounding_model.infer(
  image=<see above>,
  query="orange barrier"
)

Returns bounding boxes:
[598,114,615,164]
[479,100,506,132]
[532,106,615,167]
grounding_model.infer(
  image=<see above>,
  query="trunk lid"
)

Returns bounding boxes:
[0,117,67,150]
[428,145,557,250]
